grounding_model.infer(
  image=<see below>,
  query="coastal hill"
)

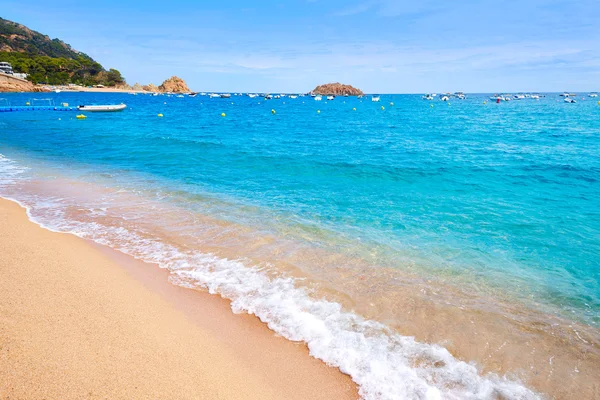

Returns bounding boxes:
[311,83,364,96]
[0,17,124,86]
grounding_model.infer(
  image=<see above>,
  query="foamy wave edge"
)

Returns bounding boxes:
[0,154,540,400]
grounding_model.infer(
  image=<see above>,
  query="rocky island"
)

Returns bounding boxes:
[311,83,364,96]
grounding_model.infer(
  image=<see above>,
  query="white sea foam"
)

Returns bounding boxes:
[0,154,540,400]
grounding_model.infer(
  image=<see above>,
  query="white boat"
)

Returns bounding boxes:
[371,96,380,102]
[209,93,220,98]
[564,97,576,103]
[248,94,258,98]
[589,93,598,98]
[513,94,525,100]
[176,95,184,98]
[77,104,127,112]
[327,95,335,100]
[314,95,323,101]
[440,96,449,101]
[289,95,298,99]
[455,92,466,99]
[422,94,434,100]
[220,93,231,98]
[531,94,540,99]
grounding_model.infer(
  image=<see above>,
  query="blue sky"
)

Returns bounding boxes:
[3,0,599,93]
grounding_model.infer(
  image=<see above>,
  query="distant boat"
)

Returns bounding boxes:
[589,93,598,98]
[440,96,449,101]
[176,95,184,98]
[422,94,434,100]
[327,95,335,101]
[289,95,298,99]
[220,93,231,98]
[455,92,466,99]
[209,93,219,98]
[314,95,323,101]
[77,104,127,112]
[564,97,576,103]
[248,94,258,98]
[371,96,380,102]
[513,94,525,100]
[530,94,540,99]
[274,95,281,99]
[55,89,61,93]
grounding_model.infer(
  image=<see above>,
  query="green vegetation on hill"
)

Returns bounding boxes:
[0,17,125,86]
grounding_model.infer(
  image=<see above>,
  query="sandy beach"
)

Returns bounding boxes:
[0,198,357,400]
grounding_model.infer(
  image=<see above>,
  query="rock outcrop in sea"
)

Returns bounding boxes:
[159,76,191,93]
[311,83,364,96]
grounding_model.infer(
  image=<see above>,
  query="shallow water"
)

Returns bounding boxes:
[1,93,599,399]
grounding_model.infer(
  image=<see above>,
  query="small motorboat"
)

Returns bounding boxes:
[564,97,576,103]
[77,104,126,112]
[220,93,231,98]
[589,93,598,98]
[422,94,434,100]
[440,96,449,101]
[327,95,335,100]
[314,95,323,101]
[371,96,381,102]
[289,95,298,99]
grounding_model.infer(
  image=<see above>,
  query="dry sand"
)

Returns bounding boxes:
[0,198,357,400]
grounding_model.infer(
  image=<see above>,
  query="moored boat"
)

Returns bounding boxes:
[77,104,127,112]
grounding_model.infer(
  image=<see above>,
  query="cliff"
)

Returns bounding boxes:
[159,76,190,93]
[311,83,363,96]
[0,73,48,92]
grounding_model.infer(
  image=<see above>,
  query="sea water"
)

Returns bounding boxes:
[1,93,599,399]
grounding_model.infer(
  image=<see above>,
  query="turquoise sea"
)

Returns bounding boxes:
[1,92,599,399]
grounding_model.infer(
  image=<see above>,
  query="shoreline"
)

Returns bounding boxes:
[1,171,599,398]
[0,198,357,399]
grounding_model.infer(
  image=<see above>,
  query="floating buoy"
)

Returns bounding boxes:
[221,113,226,117]
[271,109,276,114]
[317,110,321,114]
[164,102,167,104]
[448,102,451,106]
[353,107,356,111]
[25,102,30,106]
[390,102,394,106]
[157,113,163,117]
[598,101,600,105]
[430,104,434,108]
[76,114,87,119]
[483,101,487,105]
[381,106,385,110]
[62,103,69,107]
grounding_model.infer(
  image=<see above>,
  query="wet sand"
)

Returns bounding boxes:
[0,198,357,400]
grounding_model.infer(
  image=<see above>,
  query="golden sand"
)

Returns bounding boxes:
[0,198,357,400]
